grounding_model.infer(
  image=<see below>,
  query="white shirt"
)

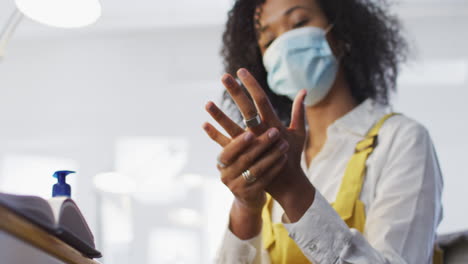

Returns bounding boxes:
[215,99,443,264]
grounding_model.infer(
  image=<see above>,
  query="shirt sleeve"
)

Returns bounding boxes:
[283,121,443,264]
[215,227,265,264]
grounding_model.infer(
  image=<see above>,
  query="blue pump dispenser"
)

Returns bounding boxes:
[52,170,75,197]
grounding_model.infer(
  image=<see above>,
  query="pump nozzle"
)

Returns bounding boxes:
[52,170,75,197]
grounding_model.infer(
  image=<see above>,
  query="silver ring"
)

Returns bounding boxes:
[241,169,256,183]
[243,114,262,128]
[217,155,227,168]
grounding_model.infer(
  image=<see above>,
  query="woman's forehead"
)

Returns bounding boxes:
[257,0,318,27]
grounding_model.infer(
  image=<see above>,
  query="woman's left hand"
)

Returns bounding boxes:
[204,68,315,222]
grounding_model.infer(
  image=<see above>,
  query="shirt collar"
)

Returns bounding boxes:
[329,99,390,137]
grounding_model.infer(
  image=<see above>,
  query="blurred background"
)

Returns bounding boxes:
[0,0,466,263]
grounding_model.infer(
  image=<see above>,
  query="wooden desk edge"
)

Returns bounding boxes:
[0,205,101,264]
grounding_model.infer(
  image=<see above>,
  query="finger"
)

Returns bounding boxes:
[289,89,307,133]
[230,147,287,191]
[221,74,267,134]
[237,68,282,127]
[221,74,257,119]
[218,130,256,167]
[252,153,288,190]
[205,101,244,138]
[202,122,230,147]
[242,140,289,187]
[222,128,284,181]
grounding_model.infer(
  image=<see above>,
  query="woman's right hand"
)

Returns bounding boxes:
[214,127,289,211]
[203,124,289,238]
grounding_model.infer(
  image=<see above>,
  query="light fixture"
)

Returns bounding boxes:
[0,9,23,59]
[15,0,102,28]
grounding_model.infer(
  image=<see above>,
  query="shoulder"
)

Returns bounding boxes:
[368,112,440,176]
[378,113,432,150]
[372,113,442,184]
[369,112,444,212]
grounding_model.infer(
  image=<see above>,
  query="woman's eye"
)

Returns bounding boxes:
[293,19,309,28]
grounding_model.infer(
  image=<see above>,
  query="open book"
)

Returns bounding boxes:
[0,192,101,258]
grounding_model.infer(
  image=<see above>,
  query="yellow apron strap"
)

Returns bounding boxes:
[333,113,399,219]
[433,244,444,264]
[261,194,276,249]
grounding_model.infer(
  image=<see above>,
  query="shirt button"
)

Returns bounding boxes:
[307,243,317,252]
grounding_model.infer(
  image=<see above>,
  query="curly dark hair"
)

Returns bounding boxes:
[221,0,408,125]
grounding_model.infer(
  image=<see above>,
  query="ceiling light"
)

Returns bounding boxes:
[15,0,102,28]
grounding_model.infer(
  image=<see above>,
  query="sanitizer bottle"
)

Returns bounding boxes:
[52,170,75,197]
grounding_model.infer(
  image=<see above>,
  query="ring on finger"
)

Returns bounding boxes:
[241,169,257,183]
[243,114,262,128]
[217,155,228,168]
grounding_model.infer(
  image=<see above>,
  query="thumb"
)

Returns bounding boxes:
[289,89,307,134]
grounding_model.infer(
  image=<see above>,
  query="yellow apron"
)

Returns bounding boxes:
[261,113,444,264]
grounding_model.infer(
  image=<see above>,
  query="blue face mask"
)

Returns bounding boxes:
[263,26,338,106]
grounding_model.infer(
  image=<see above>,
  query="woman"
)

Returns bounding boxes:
[202,0,443,263]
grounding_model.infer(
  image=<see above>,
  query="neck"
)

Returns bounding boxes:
[305,69,357,151]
